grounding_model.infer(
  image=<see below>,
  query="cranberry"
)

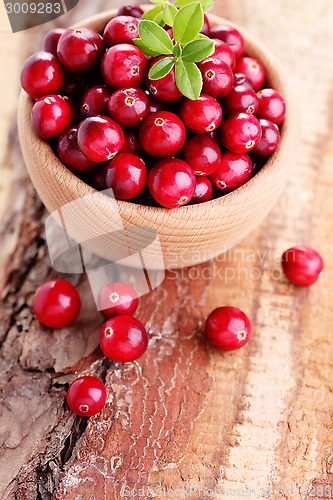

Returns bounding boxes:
[205,306,251,351]
[211,39,236,71]
[103,15,139,46]
[20,51,64,100]
[198,57,233,98]
[89,163,108,190]
[210,24,244,59]
[108,86,148,127]
[58,126,96,172]
[31,95,70,139]
[256,88,286,125]
[234,56,265,90]
[148,158,196,208]
[43,28,66,55]
[77,115,124,162]
[205,128,222,146]
[117,4,144,18]
[33,279,81,328]
[222,84,258,115]
[139,111,185,158]
[190,176,213,204]
[201,14,211,36]
[146,92,166,113]
[57,28,104,74]
[66,376,106,417]
[105,153,147,200]
[220,112,262,153]
[182,135,221,176]
[97,282,139,319]
[250,155,265,177]
[251,119,280,157]
[233,72,255,89]
[209,151,252,192]
[120,129,143,155]
[61,73,87,99]
[146,56,183,102]
[100,315,148,362]
[63,95,81,126]
[281,246,324,287]
[101,43,147,88]
[179,94,222,134]
[81,85,112,118]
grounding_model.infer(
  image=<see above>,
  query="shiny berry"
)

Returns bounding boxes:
[146,91,166,113]
[61,73,87,99]
[108,86,148,127]
[182,135,221,176]
[97,282,139,319]
[58,126,96,172]
[139,111,185,158]
[77,115,124,162]
[105,153,147,200]
[251,119,280,157]
[198,57,233,98]
[190,176,213,204]
[234,56,265,90]
[120,129,143,155]
[210,24,244,59]
[101,43,147,88]
[117,4,144,18]
[62,95,81,126]
[88,163,108,190]
[281,246,324,287]
[256,88,286,125]
[201,14,211,36]
[31,95,71,139]
[81,85,112,118]
[148,158,196,208]
[100,315,148,362]
[33,279,81,328]
[43,28,66,55]
[66,376,106,417]
[20,51,64,100]
[179,94,222,134]
[205,306,251,351]
[233,72,255,89]
[211,38,236,70]
[146,56,183,102]
[103,15,139,46]
[209,151,252,192]
[220,112,262,153]
[222,84,258,115]
[57,28,104,74]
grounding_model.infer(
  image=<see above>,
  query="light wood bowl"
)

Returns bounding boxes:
[17,8,299,270]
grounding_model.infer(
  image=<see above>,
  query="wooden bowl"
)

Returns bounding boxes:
[17,8,299,270]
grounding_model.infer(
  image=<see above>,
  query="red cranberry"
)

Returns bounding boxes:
[222,84,258,115]
[205,306,251,351]
[210,24,244,59]
[211,39,236,71]
[66,376,106,417]
[100,315,148,362]
[146,92,166,113]
[108,86,149,127]
[62,95,81,126]
[105,153,147,200]
[101,43,147,88]
[235,56,265,90]
[139,111,185,158]
[250,155,265,177]
[97,282,138,319]
[182,135,221,176]
[257,88,286,125]
[43,28,66,55]
[31,95,71,139]
[220,112,262,153]
[201,14,211,36]
[57,28,104,74]
[233,72,255,89]
[77,115,124,162]
[120,129,143,155]
[190,176,213,204]
[81,85,112,118]
[103,15,139,46]
[198,57,233,98]
[117,4,144,18]
[20,51,64,100]
[205,128,222,146]
[179,94,222,134]
[282,246,324,287]
[148,158,196,208]
[146,56,183,102]
[33,279,81,328]
[88,163,108,190]
[61,73,87,99]
[58,126,96,172]
[251,119,280,157]
[209,151,252,192]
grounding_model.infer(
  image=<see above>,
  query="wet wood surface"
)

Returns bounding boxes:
[1,0,333,498]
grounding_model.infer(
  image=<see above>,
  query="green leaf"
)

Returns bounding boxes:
[149,57,175,79]
[142,5,164,24]
[173,0,192,8]
[138,20,173,55]
[163,4,178,27]
[150,0,166,4]
[133,38,161,56]
[173,2,204,46]
[173,43,181,57]
[181,38,214,62]
[194,33,208,40]
[175,60,202,99]
[200,0,214,11]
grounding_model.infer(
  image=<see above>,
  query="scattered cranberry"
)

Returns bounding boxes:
[66,376,106,417]
[222,84,258,115]
[211,39,236,71]
[199,57,233,98]
[251,119,280,157]
[58,126,96,172]
[139,111,185,158]
[81,85,112,118]
[234,56,265,90]
[182,135,221,176]
[108,86,149,127]
[210,24,244,59]
[57,28,104,74]
[31,95,71,139]
[105,153,147,200]
[220,112,262,153]
[20,51,64,100]
[120,129,143,155]
[201,14,211,36]
[282,246,324,287]
[101,43,147,88]
[97,282,139,318]
[43,28,66,55]
[179,94,222,134]
[117,4,144,18]
[233,72,255,89]
[148,158,196,208]
[205,306,251,351]
[146,56,183,102]
[209,151,252,192]
[257,88,286,125]
[33,279,81,328]
[103,15,139,46]
[77,115,124,162]
[191,176,213,204]
[100,315,148,362]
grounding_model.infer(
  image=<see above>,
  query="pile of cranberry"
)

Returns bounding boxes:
[20,4,286,208]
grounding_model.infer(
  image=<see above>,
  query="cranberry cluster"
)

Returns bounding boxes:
[21,5,286,208]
